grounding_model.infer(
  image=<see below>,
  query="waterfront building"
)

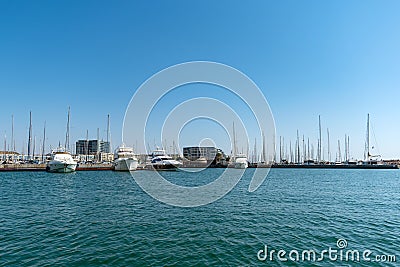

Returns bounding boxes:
[75,140,110,155]
[0,151,20,162]
[183,146,226,161]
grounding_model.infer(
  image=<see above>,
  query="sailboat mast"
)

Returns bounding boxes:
[172,140,176,159]
[338,140,341,162]
[344,134,347,162]
[65,107,70,151]
[302,135,305,163]
[86,129,89,162]
[347,135,350,161]
[107,115,110,144]
[3,133,6,161]
[272,133,276,163]
[318,115,322,162]
[365,113,370,160]
[33,136,36,160]
[11,115,14,152]
[296,130,300,163]
[262,131,266,163]
[253,138,257,163]
[27,111,32,160]
[107,114,111,153]
[232,122,236,160]
[41,121,46,162]
[279,136,282,163]
[96,127,100,162]
[327,128,330,163]
[11,115,15,162]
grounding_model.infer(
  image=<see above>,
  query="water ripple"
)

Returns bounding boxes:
[0,169,399,266]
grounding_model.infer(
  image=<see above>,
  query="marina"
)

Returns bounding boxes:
[1,1,399,266]
[1,108,398,171]
[1,160,398,172]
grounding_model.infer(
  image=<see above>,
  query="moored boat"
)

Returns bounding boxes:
[234,154,248,169]
[46,149,77,173]
[46,108,77,173]
[113,144,138,171]
[146,148,182,171]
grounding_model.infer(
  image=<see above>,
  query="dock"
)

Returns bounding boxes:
[0,164,46,172]
[0,163,114,172]
[270,163,399,169]
[1,162,398,172]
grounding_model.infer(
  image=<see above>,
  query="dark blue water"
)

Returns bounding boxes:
[1,169,399,266]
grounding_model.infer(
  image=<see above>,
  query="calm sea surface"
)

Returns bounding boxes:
[0,169,399,266]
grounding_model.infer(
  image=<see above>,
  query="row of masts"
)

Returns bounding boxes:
[225,114,375,164]
[276,132,353,164]
[2,112,377,163]
[245,114,375,164]
[274,114,375,164]
[1,108,112,162]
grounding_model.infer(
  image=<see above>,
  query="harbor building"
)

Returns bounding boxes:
[0,151,20,163]
[182,146,228,167]
[183,146,227,161]
[75,140,110,155]
[183,146,218,161]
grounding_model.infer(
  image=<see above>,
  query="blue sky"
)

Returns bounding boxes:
[0,0,399,159]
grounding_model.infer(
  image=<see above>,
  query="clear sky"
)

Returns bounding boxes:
[0,0,399,159]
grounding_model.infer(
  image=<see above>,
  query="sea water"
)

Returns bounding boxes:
[0,169,399,266]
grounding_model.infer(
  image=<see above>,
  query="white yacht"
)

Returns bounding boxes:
[234,154,248,169]
[46,149,77,173]
[147,148,182,170]
[114,144,138,171]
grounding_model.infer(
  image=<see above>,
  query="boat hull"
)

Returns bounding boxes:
[234,162,248,169]
[146,163,181,171]
[114,158,138,171]
[46,162,77,173]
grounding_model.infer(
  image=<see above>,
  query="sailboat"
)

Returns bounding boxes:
[232,122,248,169]
[363,113,381,165]
[46,107,77,173]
